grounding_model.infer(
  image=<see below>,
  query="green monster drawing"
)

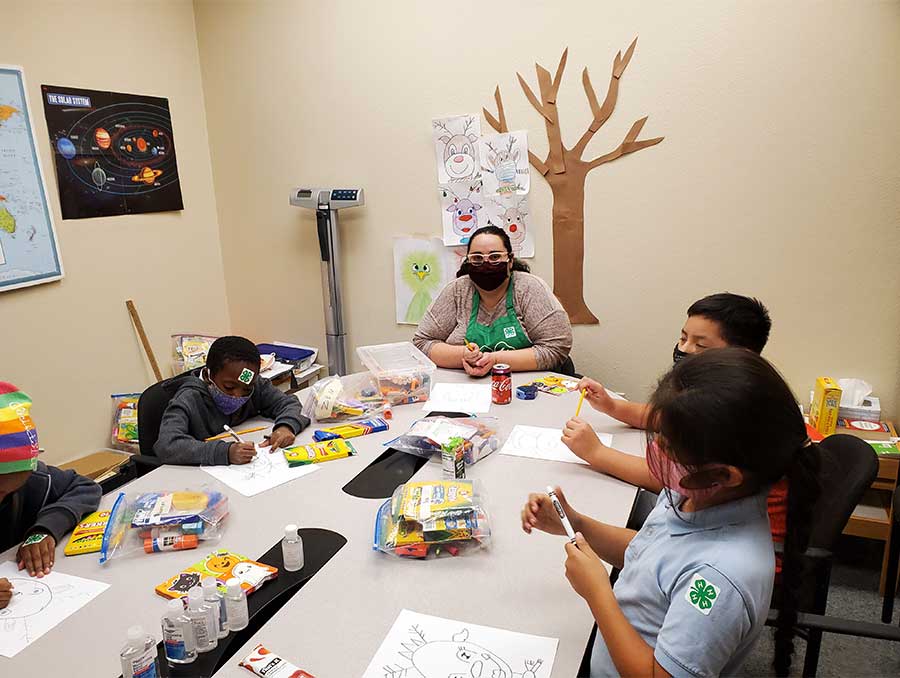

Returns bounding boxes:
[402,250,442,324]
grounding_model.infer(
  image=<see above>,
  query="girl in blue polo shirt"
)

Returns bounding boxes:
[522,348,818,677]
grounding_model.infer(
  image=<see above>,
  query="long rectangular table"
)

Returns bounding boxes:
[0,369,643,677]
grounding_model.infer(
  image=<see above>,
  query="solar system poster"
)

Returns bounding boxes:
[40,84,184,219]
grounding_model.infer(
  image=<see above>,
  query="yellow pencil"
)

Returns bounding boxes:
[204,426,267,442]
[575,389,586,418]
[465,341,478,352]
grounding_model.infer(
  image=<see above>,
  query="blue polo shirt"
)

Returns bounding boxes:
[590,490,775,677]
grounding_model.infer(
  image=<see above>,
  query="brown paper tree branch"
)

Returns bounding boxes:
[482,40,664,324]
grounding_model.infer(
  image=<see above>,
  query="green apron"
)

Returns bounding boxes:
[465,275,533,353]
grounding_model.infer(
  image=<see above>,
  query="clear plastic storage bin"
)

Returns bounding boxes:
[356,341,436,406]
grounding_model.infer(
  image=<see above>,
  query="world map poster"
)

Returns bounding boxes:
[0,66,63,292]
[40,84,184,219]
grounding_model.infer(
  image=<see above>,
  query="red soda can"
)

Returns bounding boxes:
[492,363,512,405]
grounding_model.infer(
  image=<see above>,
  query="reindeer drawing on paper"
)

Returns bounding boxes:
[434,117,479,182]
[382,625,545,678]
[442,184,483,242]
[487,196,528,254]
[483,135,526,194]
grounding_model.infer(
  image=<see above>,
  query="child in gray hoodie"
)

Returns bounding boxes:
[155,336,309,466]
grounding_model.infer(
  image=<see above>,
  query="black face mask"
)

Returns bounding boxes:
[673,344,689,365]
[468,262,509,291]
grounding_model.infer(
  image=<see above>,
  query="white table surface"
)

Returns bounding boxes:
[0,369,644,677]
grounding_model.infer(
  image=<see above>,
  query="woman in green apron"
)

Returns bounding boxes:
[413,226,573,375]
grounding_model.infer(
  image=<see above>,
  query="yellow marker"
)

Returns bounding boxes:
[204,426,267,442]
[575,389,586,418]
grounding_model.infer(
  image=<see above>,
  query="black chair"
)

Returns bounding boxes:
[127,369,199,477]
[765,434,882,675]
[880,484,900,624]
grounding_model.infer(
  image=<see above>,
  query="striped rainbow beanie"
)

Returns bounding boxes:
[0,382,40,473]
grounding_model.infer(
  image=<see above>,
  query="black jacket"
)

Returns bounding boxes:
[0,461,102,553]
[154,375,309,466]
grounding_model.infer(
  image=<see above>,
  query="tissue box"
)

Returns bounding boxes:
[838,396,881,423]
[810,377,842,437]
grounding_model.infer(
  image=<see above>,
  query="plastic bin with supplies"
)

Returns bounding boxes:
[356,341,436,406]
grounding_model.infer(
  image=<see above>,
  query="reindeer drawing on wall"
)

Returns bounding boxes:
[482,135,527,194]
[434,117,479,182]
[487,196,529,254]
[442,183,483,243]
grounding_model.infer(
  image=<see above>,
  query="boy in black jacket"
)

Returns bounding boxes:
[0,382,101,607]
[155,336,310,466]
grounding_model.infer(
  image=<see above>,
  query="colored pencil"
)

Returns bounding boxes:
[575,389,586,418]
[204,426,267,442]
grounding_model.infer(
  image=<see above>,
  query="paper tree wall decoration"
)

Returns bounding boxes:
[483,39,664,324]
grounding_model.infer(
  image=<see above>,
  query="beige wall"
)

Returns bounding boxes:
[0,0,230,463]
[195,0,900,420]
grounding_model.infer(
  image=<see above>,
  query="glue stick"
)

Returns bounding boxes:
[144,534,199,553]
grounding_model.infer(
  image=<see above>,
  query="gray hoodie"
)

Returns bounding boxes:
[154,375,309,465]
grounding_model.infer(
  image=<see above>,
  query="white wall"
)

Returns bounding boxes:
[0,0,231,463]
[195,0,900,419]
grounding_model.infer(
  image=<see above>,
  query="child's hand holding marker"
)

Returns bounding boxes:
[521,486,580,538]
[565,533,610,600]
[0,578,12,609]
[228,442,257,465]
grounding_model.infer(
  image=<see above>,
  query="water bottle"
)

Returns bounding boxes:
[120,625,159,678]
[224,577,249,631]
[281,524,304,572]
[186,587,218,653]
[161,598,197,664]
[202,577,229,638]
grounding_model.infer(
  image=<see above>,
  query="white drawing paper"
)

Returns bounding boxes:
[479,130,530,196]
[483,194,534,258]
[201,445,319,497]
[0,561,109,658]
[422,383,493,414]
[432,115,481,184]
[363,608,557,678]
[500,425,613,465]
[439,182,484,246]
[393,236,454,325]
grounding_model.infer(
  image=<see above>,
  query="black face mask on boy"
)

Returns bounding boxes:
[468,262,509,291]
[673,344,690,365]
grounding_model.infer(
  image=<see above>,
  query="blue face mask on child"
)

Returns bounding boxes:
[204,369,252,415]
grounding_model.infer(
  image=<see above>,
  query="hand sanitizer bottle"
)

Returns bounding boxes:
[281,524,304,572]
[186,587,218,653]
[120,625,159,678]
[161,599,197,664]
[202,577,229,638]
[224,577,249,631]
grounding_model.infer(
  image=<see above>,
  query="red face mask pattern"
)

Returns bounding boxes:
[646,439,728,502]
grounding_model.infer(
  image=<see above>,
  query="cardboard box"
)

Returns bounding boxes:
[810,377,842,437]
[59,450,130,480]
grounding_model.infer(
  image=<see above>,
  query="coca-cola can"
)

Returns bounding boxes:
[492,363,512,405]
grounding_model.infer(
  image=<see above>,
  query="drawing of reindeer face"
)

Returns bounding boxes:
[411,630,513,678]
[447,198,482,238]
[500,206,526,250]
[442,133,478,180]
[487,138,520,189]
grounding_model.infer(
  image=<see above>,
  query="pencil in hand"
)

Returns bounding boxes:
[575,389,586,418]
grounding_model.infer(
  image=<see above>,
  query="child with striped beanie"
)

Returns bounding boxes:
[0,382,101,608]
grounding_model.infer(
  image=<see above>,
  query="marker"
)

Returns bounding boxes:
[574,389,586,418]
[223,425,243,443]
[547,486,577,544]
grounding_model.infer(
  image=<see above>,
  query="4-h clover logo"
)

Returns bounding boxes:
[685,573,720,615]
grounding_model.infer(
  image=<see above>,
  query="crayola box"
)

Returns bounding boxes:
[284,439,357,466]
[155,549,277,599]
[810,377,842,437]
[64,510,112,556]
[394,480,476,522]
